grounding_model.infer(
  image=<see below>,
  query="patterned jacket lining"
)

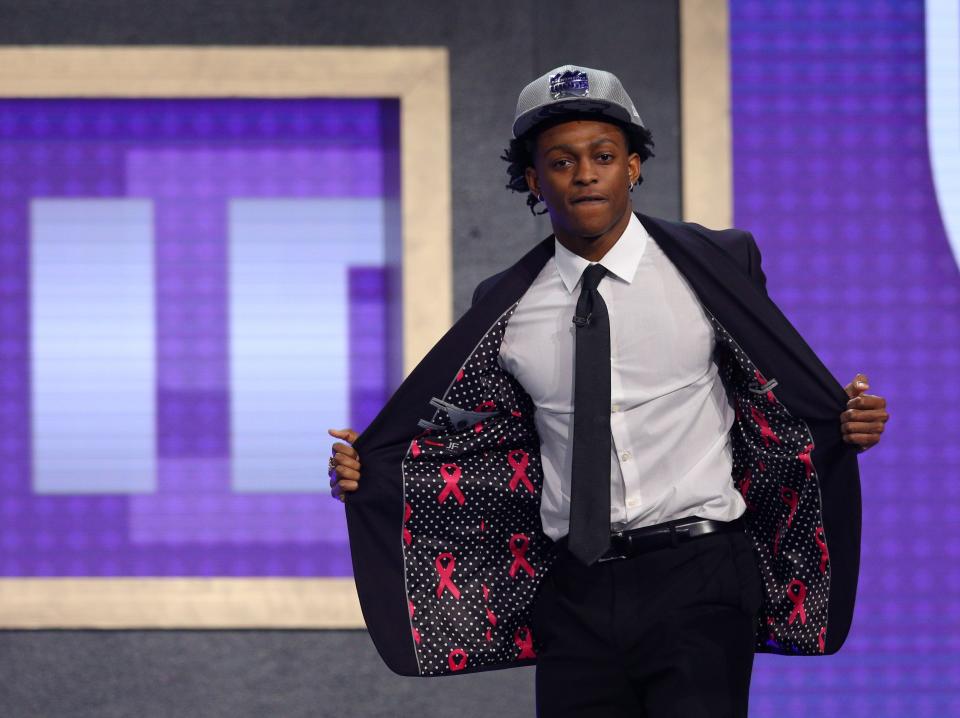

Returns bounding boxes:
[401,303,830,674]
[706,309,830,656]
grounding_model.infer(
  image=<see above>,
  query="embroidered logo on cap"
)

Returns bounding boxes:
[549,69,589,99]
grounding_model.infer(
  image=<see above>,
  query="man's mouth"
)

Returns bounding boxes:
[571,195,607,204]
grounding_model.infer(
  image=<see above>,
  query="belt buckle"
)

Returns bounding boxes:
[596,531,630,563]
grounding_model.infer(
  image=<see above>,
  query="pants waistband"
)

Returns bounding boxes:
[557,515,746,563]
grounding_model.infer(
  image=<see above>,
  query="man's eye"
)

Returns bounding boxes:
[598,153,614,161]
[552,159,571,169]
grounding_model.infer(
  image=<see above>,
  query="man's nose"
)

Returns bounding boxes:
[573,160,599,184]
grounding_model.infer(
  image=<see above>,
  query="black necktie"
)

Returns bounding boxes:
[567,263,611,565]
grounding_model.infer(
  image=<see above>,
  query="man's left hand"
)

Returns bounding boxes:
[841,373,889,453]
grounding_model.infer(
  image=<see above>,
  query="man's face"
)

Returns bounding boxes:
[524,119,641,240]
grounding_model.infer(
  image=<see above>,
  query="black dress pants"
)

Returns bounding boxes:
[532,527,764,718]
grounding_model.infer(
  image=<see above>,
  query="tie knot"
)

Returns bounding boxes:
[580,263,607,292]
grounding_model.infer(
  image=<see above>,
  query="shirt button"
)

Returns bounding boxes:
[626,497,639,509]
[611,404,620,413]
[620,451,632,462]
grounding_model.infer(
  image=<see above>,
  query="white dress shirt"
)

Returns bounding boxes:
[498,212,747,541]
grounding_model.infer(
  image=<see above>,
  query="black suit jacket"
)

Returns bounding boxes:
[347,211,862,677]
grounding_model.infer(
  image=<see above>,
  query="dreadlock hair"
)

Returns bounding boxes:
[500,113,655,215]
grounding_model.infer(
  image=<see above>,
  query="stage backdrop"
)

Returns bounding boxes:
[1,1,956,717]
[0,3,683,715]
[732,0,960,715]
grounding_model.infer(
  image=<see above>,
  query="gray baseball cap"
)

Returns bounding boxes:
[512,64,645,139]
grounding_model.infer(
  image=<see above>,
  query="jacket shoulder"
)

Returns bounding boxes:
[471,267,511,307]
[653,217,766,296]
[667,219,755,266]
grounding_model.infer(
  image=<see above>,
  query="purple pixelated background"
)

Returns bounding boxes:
[0,98,399,577]
[732,0,960,714]
[0,5,957,707]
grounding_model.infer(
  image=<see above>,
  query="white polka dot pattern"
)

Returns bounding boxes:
[402,303,555,675]
[707,309,830,655]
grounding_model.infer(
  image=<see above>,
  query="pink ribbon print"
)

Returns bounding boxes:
[508,449,534,494]
[435,552,461,599]
[750,405,782,447]
[403,501,412,546]
[473,401,496,433]
[797,442,814,481]
[448,648,468,672]
[408,598,420,644]
[786,578,807,625]
[780,486,799,527]
[482,583,497,642]
[508,533,535,578]
[814,525,829,574]
[514,626,536,660]
[437,463,465,505]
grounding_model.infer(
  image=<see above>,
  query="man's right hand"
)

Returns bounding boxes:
[327,428,361,502]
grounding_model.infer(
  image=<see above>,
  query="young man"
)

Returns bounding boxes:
[328,65,888,717]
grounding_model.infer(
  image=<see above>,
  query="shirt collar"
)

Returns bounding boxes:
[554,211,648,294]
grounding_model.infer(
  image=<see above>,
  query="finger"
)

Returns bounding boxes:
[840,409,890,423]
[847,393,885,409]
[331,452,361,470]
[327,428,360,444]
[329,468,360,487]
[330,444,360,469]
[329,442,359,460]
[841,421,885,435]
[329,465,360,483]
[843,373,869,399]
[335,479,359,493]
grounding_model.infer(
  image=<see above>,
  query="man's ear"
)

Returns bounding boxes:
[628,153,641,185]
[524,166,539,196]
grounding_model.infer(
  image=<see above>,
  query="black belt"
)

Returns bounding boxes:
[558,516,746,563]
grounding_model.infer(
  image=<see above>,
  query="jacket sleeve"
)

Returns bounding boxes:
[744,231,769,298]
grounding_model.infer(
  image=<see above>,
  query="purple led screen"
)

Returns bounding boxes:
[732,1,959,714]
[0,98,400,577]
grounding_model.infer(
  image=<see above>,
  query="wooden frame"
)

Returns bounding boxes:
[0,46,451,628]
[680,0,732,228]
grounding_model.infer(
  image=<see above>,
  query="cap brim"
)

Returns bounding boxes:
[512,99,633,139]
